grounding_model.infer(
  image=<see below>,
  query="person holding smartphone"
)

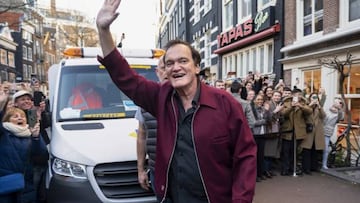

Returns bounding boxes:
[279,88,312,176]
[0,107,48,203]
[300,93,326,174]
[12,90,49,203]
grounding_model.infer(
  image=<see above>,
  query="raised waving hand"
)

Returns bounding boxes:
[97,0,122,56]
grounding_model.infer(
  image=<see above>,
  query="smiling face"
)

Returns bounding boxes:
[14,95,33,110]
[254,94,264,107]
[164,43,200,91]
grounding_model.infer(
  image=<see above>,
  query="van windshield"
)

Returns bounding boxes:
[56,64,158,121]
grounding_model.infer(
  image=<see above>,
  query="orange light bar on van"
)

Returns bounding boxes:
[63,47,166,59]
[152,49,165,58]
[63,47,83,58]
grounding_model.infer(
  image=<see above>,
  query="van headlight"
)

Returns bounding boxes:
[52,158,87,179]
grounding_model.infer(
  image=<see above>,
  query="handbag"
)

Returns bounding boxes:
[0,173,25,195]
[306,123,313,133]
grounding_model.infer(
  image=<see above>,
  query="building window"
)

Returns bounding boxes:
[204,0,212,13]
[301,0,323,37]
[222,39,274,79]
[194,0,201,23]
[1,70,8,82]
[340,0,360,27]
[350,0,360,21]
[175,9,178,35]
[23,46,27,60]
[245,50,250,75]
[204,31,212,67]
[238,0,251,23]
[23,64,29,80]
[251,48,257,71]
[178,0,183,20]
[267,44,273,73]
[8,52,15,67]
[259,46,265,73]
[223,0,233,30]
[29,65,35,75]
[28,47,33,61]
[194,38,201,57]
[257,0,276,11]
[237,53,243,77]
[339,64,360,125]
[0,49,7,65]
[303,69,321,98]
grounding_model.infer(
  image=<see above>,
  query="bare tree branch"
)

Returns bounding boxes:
[319,51,355,166]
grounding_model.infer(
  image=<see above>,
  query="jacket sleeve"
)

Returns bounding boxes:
[31,135,49,158]
[245,104,255,129]
[229,99,257,202]
[98,49,161,117]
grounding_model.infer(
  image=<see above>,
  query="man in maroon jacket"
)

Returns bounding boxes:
[96,1,256,202]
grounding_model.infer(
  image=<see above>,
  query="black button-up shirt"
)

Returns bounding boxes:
[167,85,207,203]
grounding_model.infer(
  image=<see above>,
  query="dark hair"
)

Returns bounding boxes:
[308,92,319,102]
[163,39,201,67]
[283,86,292,92]
[292,88,302,94]
[230,80,242,93]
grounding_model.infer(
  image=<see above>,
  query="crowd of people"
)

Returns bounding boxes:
[212,73,344,182]
[0,80,50,203]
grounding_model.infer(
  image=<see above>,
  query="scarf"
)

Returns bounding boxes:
[2,122,32,137]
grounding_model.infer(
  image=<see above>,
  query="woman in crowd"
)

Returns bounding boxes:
[322,97,344,169]
[263,86,274,102]
[300,93,326,174]
[246,89,256,102]
[0,107,48,203]
[264,90,284,177]
[251,94,271,182]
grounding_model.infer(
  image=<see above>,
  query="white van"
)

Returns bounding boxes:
[46,47,164,203]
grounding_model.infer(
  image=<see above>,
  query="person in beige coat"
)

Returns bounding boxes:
[279,88,312,175]
[300,93,326,174]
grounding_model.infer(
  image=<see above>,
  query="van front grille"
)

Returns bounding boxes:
[93,161,154,199]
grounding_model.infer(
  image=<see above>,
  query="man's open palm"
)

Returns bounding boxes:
[96,0,121,29]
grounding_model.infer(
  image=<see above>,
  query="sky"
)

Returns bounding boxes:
[37,0,158,48]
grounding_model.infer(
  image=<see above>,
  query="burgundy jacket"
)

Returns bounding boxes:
[99,49,257,203]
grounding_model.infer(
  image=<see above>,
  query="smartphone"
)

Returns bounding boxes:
[292,96,298,103]
[33,91,44,106]
[27,109,38,128]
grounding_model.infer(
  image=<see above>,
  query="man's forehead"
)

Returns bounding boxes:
[165,45,191,59]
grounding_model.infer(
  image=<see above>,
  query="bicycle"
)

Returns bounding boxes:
[327,124,360,167]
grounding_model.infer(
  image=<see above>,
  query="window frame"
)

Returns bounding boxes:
[222,39,274,79]
[339,0,360,29]
[0,49,7,65]
[296,0,324,40]
[223,0,234,30]
[238,0,252,24]
[257,0,276,11]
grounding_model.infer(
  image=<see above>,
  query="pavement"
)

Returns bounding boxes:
[253,171,360,203]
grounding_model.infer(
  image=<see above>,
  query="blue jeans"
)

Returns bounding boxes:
[33,166,47,202]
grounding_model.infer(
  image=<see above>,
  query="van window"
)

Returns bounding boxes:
[57,64,158,121]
